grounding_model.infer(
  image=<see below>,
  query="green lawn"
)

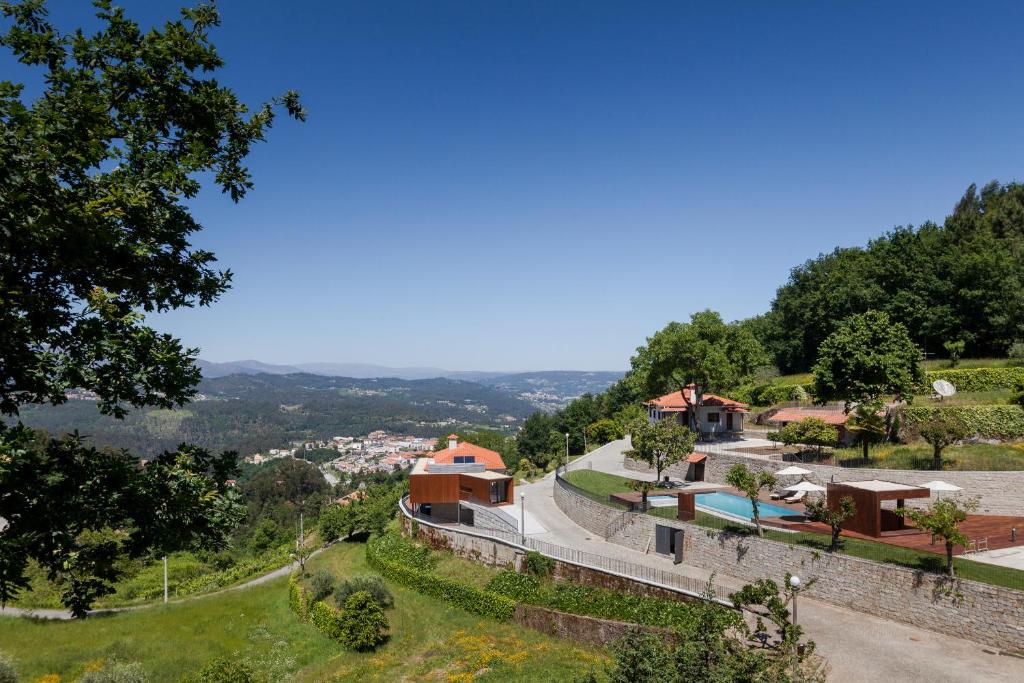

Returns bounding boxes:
[566,469,1024,591]
[0,541,603,682]
[832,442,1024,471]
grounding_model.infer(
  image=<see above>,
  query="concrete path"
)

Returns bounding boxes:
[521,445,1024,682]
[0,548,324,621]
[969,545,1024,570]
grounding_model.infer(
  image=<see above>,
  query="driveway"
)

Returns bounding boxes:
[520,441,1024,682]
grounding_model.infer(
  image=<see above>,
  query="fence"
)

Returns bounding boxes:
[400,496,730,604]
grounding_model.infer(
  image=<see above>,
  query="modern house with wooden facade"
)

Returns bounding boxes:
[408,435,514,522]
[645,385,749,438]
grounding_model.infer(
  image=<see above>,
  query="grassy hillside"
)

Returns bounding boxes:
[0,541,603,682]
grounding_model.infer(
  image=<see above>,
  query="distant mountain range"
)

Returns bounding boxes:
[196,359,504,382]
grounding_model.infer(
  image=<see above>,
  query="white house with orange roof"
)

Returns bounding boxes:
[644,384,749,438]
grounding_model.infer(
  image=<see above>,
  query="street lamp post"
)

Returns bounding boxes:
[789,575,801,679]
[520,492,525,544]
[564,432,569,470]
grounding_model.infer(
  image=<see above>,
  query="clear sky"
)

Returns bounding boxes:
[28,1,1024,371]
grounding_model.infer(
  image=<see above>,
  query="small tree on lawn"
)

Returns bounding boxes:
[795,417,839,453]
[725,464,777,537]
[338,591,390,651]
[804,496,855,551]
[625,418,696,483]
[914,412,970,471]
[897,498,978,576]
[845,402,887,461]
[943,339,965,368]
[629,479,654,511]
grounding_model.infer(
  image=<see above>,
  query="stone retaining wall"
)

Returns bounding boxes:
[624,451,1024,515]
[513,604,673,648]
[553,476,1024,650]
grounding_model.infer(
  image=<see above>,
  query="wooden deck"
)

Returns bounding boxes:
[719,486,1024,556]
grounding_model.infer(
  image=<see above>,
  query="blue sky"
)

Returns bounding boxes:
[24,1,1024,371]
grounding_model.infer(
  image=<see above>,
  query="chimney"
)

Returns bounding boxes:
[448,434,458,450]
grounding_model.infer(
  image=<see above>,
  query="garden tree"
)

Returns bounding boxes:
[628,479,655,511]
[605,629,674,683]
[337,591,390,651]
[773,418,838,453]
[913,412,970,471]
[729,574,816,671]
[517,457,537,478]
[516,412,558,465]
[812,311,924,410]
[845,401,887,460]
[0,0,303,613]
[725,464,777,537]
[630,310,768,434]
[804,496,855,551]
[766,182,1024,373]
[898,498,979,576]
[556,392,602,454]
[612,403,647,431]
[242,458,329,535]
[943,339,965,367]
[624,418,696,483]
[586,418,624,446]
[319,482,404,542]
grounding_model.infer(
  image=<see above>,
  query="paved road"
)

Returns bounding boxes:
[522,440,1024,683]
[0,549,324,621]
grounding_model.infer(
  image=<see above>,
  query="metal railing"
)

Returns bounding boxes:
[399,496,732,605]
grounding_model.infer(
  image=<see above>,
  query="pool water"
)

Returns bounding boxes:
[646,495,677,507]
[696,492,794,519]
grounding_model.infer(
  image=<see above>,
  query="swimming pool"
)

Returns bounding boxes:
[647,495,678,507]
[695,492,794,519]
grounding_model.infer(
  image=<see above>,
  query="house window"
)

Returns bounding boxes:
[454,455,476,464]
[707,412,720,423]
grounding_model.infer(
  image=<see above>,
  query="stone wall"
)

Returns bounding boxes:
[624,451,1024,515]
[513,604,673,648]
[552,476,1024,650]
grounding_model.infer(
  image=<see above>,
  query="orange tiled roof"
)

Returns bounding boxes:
[433,441,506,470]
[644,385,748,410]
[767,408,849,426]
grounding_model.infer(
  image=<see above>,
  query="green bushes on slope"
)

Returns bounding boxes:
[923,367,1024,393]
[895,405,1024,440]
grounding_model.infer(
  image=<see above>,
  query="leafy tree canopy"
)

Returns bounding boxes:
[0,0,302,614]
[625,418,696,482]
[812,311,924,409]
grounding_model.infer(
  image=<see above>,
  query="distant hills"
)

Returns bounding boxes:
[196,359,504,381]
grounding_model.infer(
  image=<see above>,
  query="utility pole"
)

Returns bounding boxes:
[163,555,168,604]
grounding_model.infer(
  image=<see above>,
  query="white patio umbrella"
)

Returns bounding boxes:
[775,466,813,477]
[785,480,826,493]
[922,480,963,498]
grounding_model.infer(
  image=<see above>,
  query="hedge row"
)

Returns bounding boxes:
[895,405,1024,439]
[742,383,814,407]
[366,533,515,621]
[923,367,1024,393]
[288,574,309,621]
[484,570,712,632]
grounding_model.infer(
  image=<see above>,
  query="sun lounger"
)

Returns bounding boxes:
[770,491,787,500]
[784,490,806,503]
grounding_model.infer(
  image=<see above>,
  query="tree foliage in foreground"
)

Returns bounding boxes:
[0,0,302,613]
[898,498,978,577]
[625,418,696,482]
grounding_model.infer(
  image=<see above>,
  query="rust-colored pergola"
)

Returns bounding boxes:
[828,480,931,537]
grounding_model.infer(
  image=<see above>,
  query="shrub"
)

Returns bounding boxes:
[335,575,393,609]
[337,591,389,651]
[309,599,344,640]
[0,651,16,683]
[368,531,434,571]
[923,367,1024,392]
[525,550,554,577]
[749,383,814,406]
[1009,341,1024,363]
[367,533,516,621]
[288,573,309,621]
[186,658,256,683]
[79,660,147,683]
[307,569,335,603]
[485,571,541,601]
[896,405,1024,441]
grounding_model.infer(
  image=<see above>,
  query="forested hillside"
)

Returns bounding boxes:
[17,373,534,457]
[757,182,1024,372]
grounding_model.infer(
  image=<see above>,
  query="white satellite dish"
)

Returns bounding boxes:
[932,379,957,398]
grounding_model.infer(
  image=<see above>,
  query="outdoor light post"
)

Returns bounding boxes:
[789,575,801,679]
[163,555,168,604]
[564,432,569,470]
[520,492,525,544]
